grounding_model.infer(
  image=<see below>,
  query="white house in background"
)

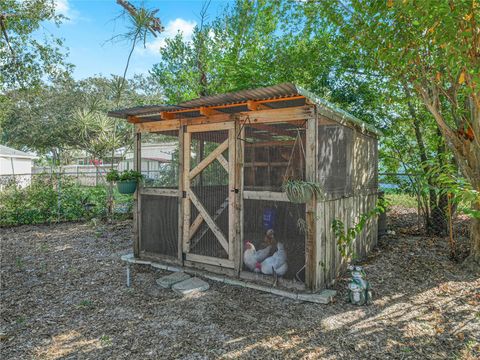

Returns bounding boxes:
[118,142,177,179]
[0,145,37,187]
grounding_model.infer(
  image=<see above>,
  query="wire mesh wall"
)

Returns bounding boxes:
[188,130,230,259]
[243,200,306,282]
[139,130,180,259]
[140,130,180,188]
[243,121,306,191]
[240,121,307,282]
[140,194,178,258]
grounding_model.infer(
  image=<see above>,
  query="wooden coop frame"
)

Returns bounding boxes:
[109,83,380,292]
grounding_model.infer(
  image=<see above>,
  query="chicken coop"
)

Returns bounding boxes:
[109,83,380,292]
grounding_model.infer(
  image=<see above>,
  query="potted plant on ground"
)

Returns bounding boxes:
[107,169,143,194]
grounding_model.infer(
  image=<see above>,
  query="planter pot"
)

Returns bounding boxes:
[117,180,137,194]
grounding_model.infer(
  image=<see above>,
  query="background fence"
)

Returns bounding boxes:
[0,171,472,255]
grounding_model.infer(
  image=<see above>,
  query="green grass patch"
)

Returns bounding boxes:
[385,193,418,209]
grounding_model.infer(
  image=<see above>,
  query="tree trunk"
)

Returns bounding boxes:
[416,87,480,267]
[405,90,447,235]
[429,132,448,236]
[464,205,480,269]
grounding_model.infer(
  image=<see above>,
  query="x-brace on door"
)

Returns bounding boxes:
[182,123,236,268]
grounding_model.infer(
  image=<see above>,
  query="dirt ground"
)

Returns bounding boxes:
[1,217,479,359]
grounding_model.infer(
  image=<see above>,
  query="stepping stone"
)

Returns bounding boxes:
[172,277,210,295]
[156,272,191,289]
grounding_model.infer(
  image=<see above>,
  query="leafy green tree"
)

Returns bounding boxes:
[311,0,480,265]
[0,74,161,164]
[0,0,71,90]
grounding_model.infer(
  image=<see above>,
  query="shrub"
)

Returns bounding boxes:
[0,174,121,226]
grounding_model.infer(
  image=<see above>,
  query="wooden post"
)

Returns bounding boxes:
[229,121,243,274]
[305,114,318,291]
[133,132,141,257]
[234,121,245,275]
[182,130,191,253]
[178,126,185,262]
[228,127,236,262]
[199,139,204,187]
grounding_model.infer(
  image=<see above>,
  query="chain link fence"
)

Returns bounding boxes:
[379,173,471,259]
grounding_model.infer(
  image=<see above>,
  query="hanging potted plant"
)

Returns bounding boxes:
[282,179,324,204]
[107,169,143,194]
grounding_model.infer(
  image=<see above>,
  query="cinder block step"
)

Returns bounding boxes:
[156,272,191,289]
[171,277,210,295]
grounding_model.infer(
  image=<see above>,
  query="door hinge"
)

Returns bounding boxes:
[182,191,187,198]
[182,252,187,261]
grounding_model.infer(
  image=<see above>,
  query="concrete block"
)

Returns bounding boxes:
[172,277,210,295]
[156,272,191,289]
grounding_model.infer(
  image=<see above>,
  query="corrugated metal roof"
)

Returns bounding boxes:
[0,144,37,159]
[108,83,381,135]
[179,83,299,108]
[108,104,183,119]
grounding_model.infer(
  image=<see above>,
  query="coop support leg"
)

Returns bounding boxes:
[126,263,131,287]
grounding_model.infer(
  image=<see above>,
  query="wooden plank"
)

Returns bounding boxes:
[184,260,237,276]
[235,122,245,275]
[316,201,326,290]
[246,100,269,111]
[189,139,229,180]
[135,119,180,133]
[140,188,179,197]
[133,106,313,134]
[185,253,234,268]
[246,106,314,124]
[133,132,141,257]
[161,112,176,120]
[140,251,182,266]
[243,190,289,202]
[240,271,306,291]
[189,213,204,240]
[305,116,317,290]
[182,131,191,252]
[187,189,229,252]
[228,128,236,261]
[200,106,221,116]
[244,161,291,168]
[187,122,234,132]
[181,114,231,126]
[177,126,185,262]
[217,154,228,172]
[245,140,295,148]
[128,115,142,124]
[189,197,229,245]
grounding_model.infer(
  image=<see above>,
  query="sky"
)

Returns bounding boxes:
[42,0,232,80]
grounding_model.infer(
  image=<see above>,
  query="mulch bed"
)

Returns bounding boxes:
[1,216,479,359]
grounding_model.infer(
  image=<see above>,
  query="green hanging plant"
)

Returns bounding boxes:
[282,180,324,204]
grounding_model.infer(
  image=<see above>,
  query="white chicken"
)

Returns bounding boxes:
[243,241,272,271]
[255,242,287,286]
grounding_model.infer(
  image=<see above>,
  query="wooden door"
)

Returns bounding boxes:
[182,123,236,268]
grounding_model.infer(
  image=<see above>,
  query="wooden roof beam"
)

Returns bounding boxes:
[199,106,222,116]
[248,123,299,137]
[164,95,306,115]
[161,112,176,120]
[127,116,142,124]
[247,100,270,111]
